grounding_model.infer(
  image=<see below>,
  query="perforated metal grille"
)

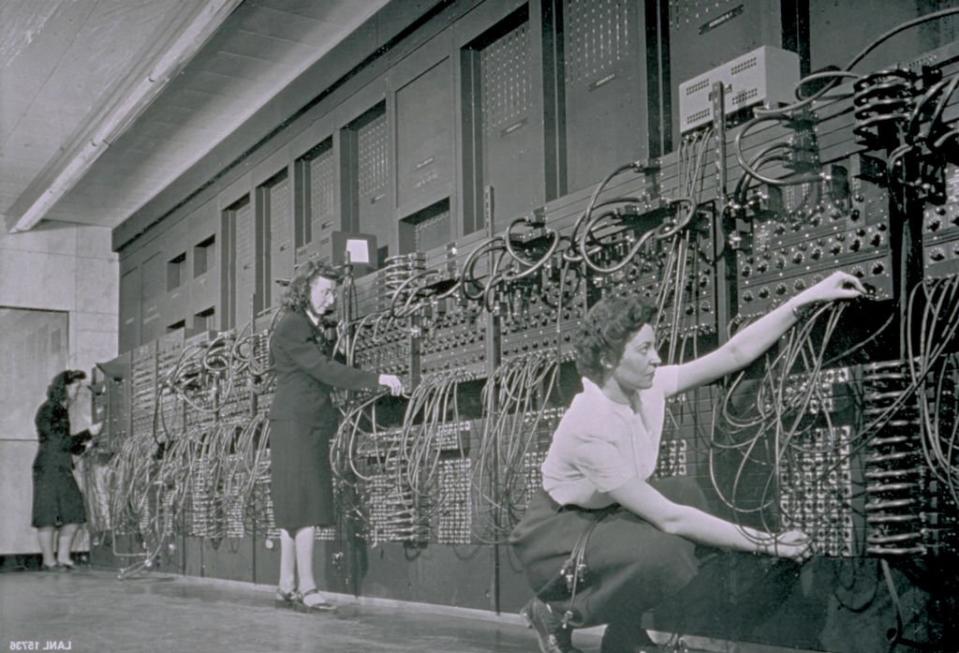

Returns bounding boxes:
[521,450,547,513]
[435,458,471,544]
[234,199,255,321]
[358,111,388,199]
[414,205,450,252]
[309,146,335,224]
[269,173,292,294]
[480,22,530,133]
[269,175,290,240]
[564,0,631,84]
[669,0,740,29]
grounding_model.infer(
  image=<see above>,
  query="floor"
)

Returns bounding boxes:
[0,566,615,653]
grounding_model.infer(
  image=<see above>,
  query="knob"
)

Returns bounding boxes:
[870,233,883,247]
[792,252,804,264]
[872,262,885,275]
[794,279,807,291]
[758,287,770,299]
[811,248,823,260]
[830,243,843,255]
[852,267,865,278]
[756,261,769,273]
[775,283,787,295]
[850,239,862,252]
[928,218,942,232]
[930,248,945,261]
[742,265,752,277]
[775,257,786,269]
[743,291,754,302]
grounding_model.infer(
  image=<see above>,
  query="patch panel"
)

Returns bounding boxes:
[778,426,858,557]
[655,438,689,479]
[499,267,588,361]
[434,458,472,545]
[419,302,487,377]
[352,320,411,385]
[736,155,894,317]
[596,209,719,339]
[923,163,959,280]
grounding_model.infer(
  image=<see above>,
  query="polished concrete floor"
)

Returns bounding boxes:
[0,566,613,653]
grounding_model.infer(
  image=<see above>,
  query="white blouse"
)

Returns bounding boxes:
[541,366,680,509]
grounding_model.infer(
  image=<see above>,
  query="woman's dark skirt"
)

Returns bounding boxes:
[509,476,706,628]
[32,467,86,528]
[269,416,337,532]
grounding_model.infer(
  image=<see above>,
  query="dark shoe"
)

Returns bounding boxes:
[274,586,299,609]
[522,598,582,653]
[295,588,337,613]
[600,620,662,653]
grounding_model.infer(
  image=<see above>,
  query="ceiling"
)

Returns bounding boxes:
[0,0,391,234]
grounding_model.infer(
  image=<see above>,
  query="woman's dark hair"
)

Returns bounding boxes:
[46,370,87,404]
[281,259,341,313]
[574,295,657,384]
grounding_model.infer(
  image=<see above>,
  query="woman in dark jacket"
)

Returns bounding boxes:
[32,369,102,570]
[269,260,402,610]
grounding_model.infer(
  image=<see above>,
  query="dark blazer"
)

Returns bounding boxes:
[33,401,91,472]
[269,309,379,421]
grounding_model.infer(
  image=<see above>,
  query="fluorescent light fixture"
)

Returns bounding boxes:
[9,0,242,233]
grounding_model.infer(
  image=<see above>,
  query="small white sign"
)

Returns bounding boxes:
[346,239,370,264]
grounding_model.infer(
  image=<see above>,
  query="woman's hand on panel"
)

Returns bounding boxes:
[796,270,867,306]
[378,374,404,396]
[760,529,813,563]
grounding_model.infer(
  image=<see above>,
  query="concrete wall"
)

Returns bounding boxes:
[0,221,118,555]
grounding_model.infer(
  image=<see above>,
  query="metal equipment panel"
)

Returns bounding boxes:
[807,0,952,72]
[297,139,339,261]
[233,198,255,329]
[268,172,293,306]
[561,0,649,192]
[140,253,163,344]
[667,0,784,151]
[119,267,140,352]
[399,200,451,254]
[354,105,393,259]
[396,58,454,210]
[463,12,545,232]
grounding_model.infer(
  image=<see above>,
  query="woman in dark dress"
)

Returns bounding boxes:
[32,369,102,570]
[269,260,403,610]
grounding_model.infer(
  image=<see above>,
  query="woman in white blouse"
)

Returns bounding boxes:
[511,271,865,653]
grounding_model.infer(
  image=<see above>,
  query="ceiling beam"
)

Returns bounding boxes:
[6,0,243,234]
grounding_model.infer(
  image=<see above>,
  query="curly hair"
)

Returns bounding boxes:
[46,369,87,405]
[281,259,341,313]
[574,295,657,384]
